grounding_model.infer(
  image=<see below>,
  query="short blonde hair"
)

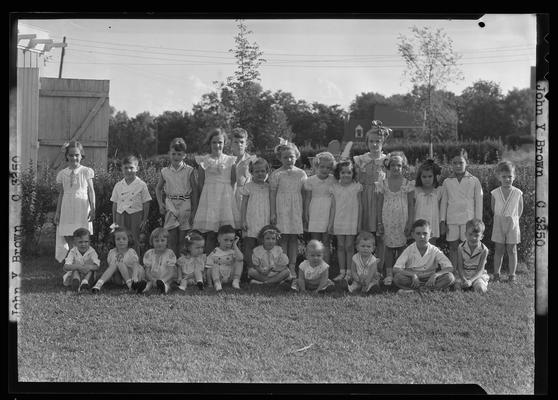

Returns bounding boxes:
[149,227,169,246]
[495,160,515,175]
[306,239,325,253]
[312,151,336,170]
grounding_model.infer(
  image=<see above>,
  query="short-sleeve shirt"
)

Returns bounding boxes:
[176,254,207,275]
[205,247,239,269]
[143,249,176,275]
[161,163,194,197]
[251,245,289,274]
[298,260,329,281]
[352,253,378,278]
[107,248,139,268]
[393,242,453,277]
[111,177,152,214]
[65,246,100,266]
[458,241,489,279]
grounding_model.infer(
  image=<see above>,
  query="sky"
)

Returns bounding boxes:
[16,15,537,117]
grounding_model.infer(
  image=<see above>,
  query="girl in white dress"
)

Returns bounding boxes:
[143,227,177,294]
[327,160,363,282]
[54,141,96,263]
[248,225,290,285]
[303,152,336,263]
[376,151,414,286]
[193,128,237,254]
[269,140,307,287]
[92,227,147,294]
[412,159,443,244]
[240,158,271,275]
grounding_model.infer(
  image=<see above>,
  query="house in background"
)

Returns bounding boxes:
[342,104,424,144]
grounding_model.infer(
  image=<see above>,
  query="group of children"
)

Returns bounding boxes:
[54,122,524,295]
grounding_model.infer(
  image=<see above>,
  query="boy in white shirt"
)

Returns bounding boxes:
[393,219,455,294]
[111,155,152,254]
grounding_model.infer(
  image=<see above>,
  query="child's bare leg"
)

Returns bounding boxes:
[248,268,268,282]
[117,263,133,288]
[205,268,213,287]
[506,244,518,280]
[287,235,298,277]
[242,237,257,282]
[375,234,385,276]
[211,267,222,291]
[448,241,459,269]
[167,228,179,257]
[334,235,346,280]
[383,247,394,284]
[266,269,290,284]
[493,243,505,278]
[93,263,118,290]
[344,235,355,280]
[232,261,243,289]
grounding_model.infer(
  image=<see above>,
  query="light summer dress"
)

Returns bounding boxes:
[269,167,307,234]
[375,177,415,248]
[304,174,335,233]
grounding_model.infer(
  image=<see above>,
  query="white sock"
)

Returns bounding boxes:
[125,279,132,289]
[94,279,104,289]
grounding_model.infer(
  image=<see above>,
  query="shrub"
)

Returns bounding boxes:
[21,157,535,268]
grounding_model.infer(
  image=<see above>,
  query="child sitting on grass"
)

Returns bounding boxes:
[348,231,381,294]
[206,224,244,292]
[143,227,177,294]
[176,230,206,291]
[393,219,455,294]
[455,219,490,293]
[248,225,290,285]
[92,227,147,294]
[295,239,335,293]
[62,228,100,293]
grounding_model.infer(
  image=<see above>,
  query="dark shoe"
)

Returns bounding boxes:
[79,281,90,292]
[508,275,517,284]
[492,273,501,282]
[135,280,147,294]
[72,278,80,292]
[156,279,166,294]
[91,287,100,294]
[131,281,138,291]
[196,281,204,290]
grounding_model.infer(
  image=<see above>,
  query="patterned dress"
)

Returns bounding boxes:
[353,152,387,233]
[304,174,335,233]
[269,167,307,234]
[376,177,414,248]
[193,154,237,232]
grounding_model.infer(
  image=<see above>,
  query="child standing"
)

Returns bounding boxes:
[353,121,390,271]
[155,138,198,257]
[110,155,151,255]
[143,227,177,294]
[176,230,206,291]
[269,140,307,287]
[54,141,96,263]
[376,151,414,286]
[62,228,100,292]
[240,158,271,275]
[328,160,363,282]
[295,240,335,293]
[248,225,290,285]
[303,152,336,263]
[413,159,443,244]
[491,161,523,283]
[455,219,490,293]
[348,231,381,294]
[440,149,483,268]
[92,227,147,294]
[193,128,237,254]
[393,219,455,294]
[230,128,256,229]
[206,224,244,291]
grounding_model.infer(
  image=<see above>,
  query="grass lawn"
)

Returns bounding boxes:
[17,255,534,393]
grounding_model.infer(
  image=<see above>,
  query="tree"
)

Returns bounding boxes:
[226,19,267,134]
[398,26,464,154]
[458,80,511,140]
[503,87,535,137]
[348,92,388,119]
[154,111,194,154]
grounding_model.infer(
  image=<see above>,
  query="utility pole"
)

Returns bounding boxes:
[58,36,66,78]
